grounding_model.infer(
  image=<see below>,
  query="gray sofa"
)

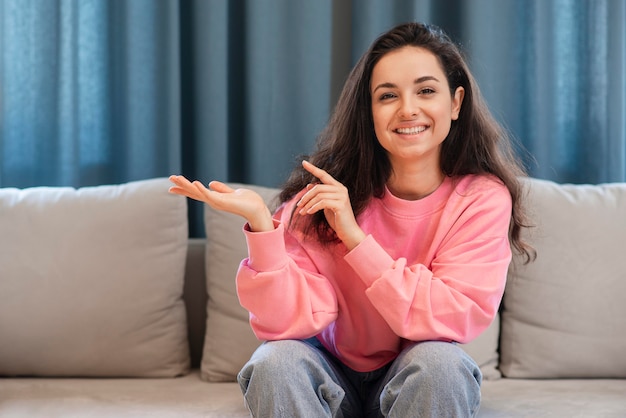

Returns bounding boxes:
[1,177,625,417]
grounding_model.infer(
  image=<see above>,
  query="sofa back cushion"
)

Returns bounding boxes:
[201,183,280,382]
[0,178,190,377]
[500,178,626,378]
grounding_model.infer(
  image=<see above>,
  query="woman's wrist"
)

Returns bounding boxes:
[247,207,275,232]
[341,229,367,251]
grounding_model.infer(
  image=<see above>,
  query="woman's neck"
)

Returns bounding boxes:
[386,168,446,201]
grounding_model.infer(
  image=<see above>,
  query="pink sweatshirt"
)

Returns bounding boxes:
[236,174,512,372]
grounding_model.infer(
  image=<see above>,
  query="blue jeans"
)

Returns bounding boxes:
[237,338,482,417]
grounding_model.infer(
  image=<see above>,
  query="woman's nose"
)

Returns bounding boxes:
[399,97,419,119]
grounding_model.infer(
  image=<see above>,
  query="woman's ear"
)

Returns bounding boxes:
[451,86,465,120]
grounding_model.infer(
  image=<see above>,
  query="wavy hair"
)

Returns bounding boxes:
[280,22,534,262]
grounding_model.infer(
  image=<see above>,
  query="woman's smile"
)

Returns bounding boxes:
[394,125,428,135]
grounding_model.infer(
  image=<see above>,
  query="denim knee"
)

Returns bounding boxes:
[397,341,482,383]
[238,340,310,387]
[237,340,345,418]
[380,341,482,417]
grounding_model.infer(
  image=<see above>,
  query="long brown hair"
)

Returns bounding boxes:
[280,22,534,262]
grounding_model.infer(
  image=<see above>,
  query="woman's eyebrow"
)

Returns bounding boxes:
[414,75,439,84]
[372,76,440,93]
[372,82,397,93]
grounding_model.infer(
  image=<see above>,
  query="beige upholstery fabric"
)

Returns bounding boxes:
[459,315,501,380]
[0,371,249,418]
[202,183,280,382]
[201,182,502,381]
[0,178,190,377]
[479,378,626,417]
[500,178,626,378]
[2,371,625,418]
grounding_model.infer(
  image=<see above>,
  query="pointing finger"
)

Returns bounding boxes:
[302,160,338,185]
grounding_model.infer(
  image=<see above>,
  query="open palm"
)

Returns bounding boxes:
[168,175,274,232]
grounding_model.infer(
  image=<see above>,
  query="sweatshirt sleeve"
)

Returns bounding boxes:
[344,179,512,344]
[236,205,339,341]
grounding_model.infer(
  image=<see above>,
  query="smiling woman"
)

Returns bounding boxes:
[169,22,535,417]
[2,0,623,414]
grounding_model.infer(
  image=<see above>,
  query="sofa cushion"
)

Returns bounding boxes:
[459,314,501,380]
[0,370,250,417]
[500,178,626,378]
[201,182,502,381]
[0,178,190,377]
[202,183,280,382]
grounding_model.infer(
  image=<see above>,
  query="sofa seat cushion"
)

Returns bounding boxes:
[2,372,625,418]
[0,178,189,377]
[500,178,626,378]
[0,371,249,418]
[479,379,626,417]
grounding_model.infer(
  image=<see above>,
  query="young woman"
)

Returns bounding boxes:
[170,22,532,418]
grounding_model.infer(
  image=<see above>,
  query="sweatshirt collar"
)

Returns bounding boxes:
[380,176,452,218]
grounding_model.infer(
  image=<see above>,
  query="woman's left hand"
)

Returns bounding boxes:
[297,160,366,250]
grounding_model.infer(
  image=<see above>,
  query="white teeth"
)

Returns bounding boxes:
[395,126,427,134]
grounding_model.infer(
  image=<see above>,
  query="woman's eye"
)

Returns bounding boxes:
[419,88,435,95]
[379,92,396,100]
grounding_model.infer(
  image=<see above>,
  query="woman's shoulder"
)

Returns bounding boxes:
[453,173,506,192]
[451,174,510,204]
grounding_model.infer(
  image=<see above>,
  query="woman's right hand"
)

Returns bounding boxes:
[168,175,275,232]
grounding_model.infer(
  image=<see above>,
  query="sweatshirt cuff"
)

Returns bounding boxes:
[243,220,288,272]
[344,234,395,287]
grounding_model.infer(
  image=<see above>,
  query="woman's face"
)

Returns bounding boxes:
[370,46,464,172]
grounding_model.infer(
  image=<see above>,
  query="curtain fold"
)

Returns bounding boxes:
[0,0,181,187]
[1,0,625,236]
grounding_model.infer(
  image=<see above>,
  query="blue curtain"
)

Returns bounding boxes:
[463,0,626,184]
[1,0,625,236]
[0,0,181,187]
